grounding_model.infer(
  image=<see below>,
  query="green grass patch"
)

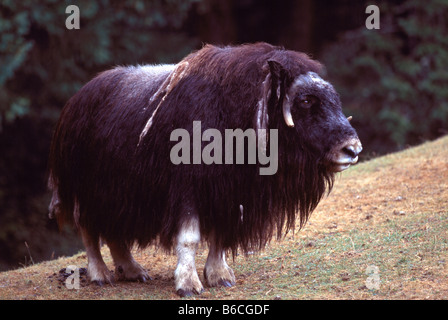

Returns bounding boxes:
[231,211,448,299]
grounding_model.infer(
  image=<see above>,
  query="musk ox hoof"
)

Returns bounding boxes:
[90,275,114,287]
[204,265,236,288]
[175,281,204,297]
[174,271,204,297]
[217,279,234,287]
[136,274,152,283]
[87,265,114,286]
[176,287,205,297]
[90,271,114,286]
[115,263,151,282]
[92,279,110,287]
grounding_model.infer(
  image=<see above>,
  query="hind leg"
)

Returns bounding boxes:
[80,227,113,285]
[204,238,235,288]
[107,241,150,282]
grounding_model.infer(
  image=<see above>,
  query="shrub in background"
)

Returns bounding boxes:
[322,0,448,155]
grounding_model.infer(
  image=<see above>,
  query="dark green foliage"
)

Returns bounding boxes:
[322,0,448,155]
[0,0,199,126]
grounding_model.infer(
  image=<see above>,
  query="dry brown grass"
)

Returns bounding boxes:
[1,136,447,300]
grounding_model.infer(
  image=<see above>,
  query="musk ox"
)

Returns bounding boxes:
[48,42,362,296]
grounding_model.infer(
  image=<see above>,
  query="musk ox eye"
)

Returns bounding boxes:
[298,95,319,109]
[301,99,311,107]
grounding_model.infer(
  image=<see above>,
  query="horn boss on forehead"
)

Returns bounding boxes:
[281,71,337,127]
[48,42,362,297]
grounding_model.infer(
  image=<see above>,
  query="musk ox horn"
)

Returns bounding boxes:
[265,60,294,128]
[282,95,294,127]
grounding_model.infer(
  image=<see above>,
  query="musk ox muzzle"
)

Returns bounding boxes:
[48,42,362,297]
[331,137,363,172]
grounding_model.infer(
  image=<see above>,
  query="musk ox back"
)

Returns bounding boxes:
[48,42,362,296]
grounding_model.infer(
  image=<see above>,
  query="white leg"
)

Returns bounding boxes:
[174,216,204,297]
[204,240,235,287]
[107,241,150,282]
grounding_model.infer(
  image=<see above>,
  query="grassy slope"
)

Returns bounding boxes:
[1,136,447,300]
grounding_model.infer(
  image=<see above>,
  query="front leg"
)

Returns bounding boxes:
[204,238,236,288]
[174,215,204,297]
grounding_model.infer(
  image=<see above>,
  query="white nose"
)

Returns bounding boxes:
[332,138,362,172]
[342,140,363,159]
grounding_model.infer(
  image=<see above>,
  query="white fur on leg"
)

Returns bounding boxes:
[174,217,204,296]
[204,241,236,287]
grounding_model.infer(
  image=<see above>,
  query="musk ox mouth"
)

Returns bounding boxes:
[332,155,359,172]
[329,138,363,172]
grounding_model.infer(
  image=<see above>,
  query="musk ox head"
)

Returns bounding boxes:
[255,55,362,174]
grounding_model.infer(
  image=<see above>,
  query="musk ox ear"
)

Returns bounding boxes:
[267,60,284,103]
[265,60,295,128]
